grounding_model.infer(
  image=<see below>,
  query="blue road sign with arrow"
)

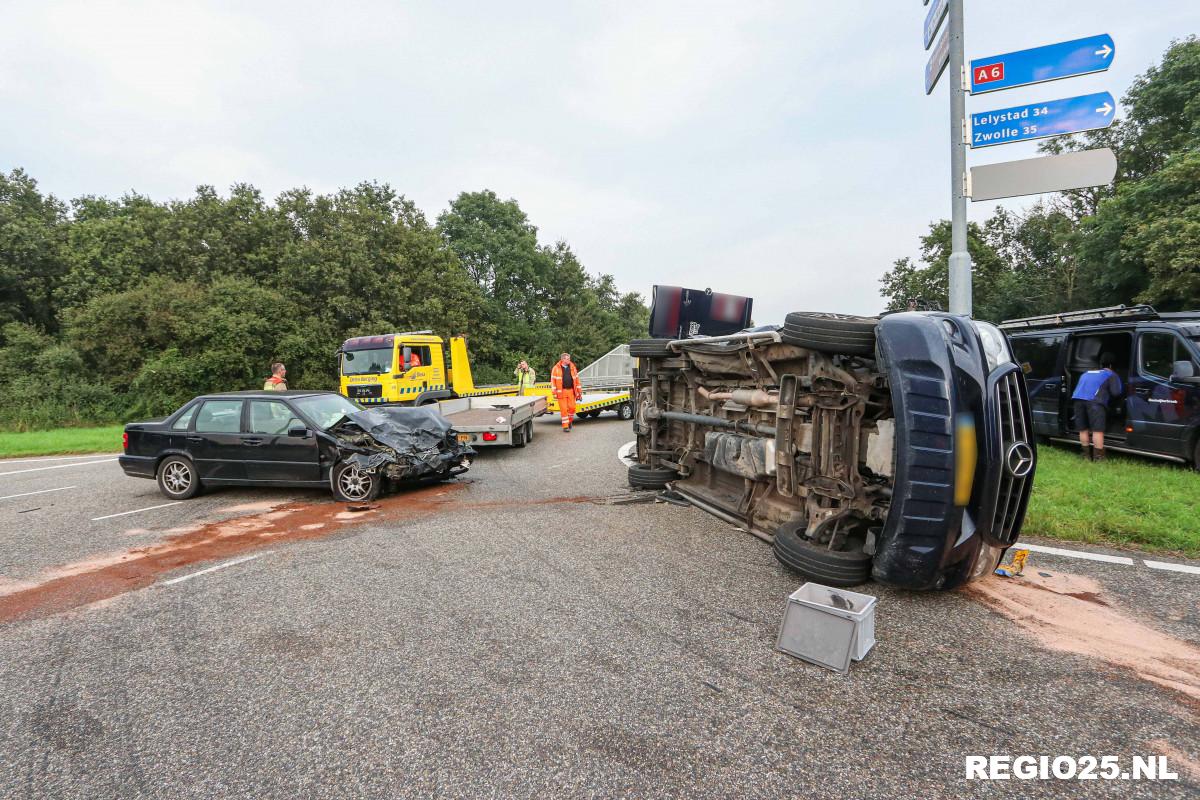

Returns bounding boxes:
[970,34,1115,94]
[971,91,1116,148]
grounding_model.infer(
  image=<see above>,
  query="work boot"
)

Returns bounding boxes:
[1081,446,1093,462]
[1093,448,1105,462]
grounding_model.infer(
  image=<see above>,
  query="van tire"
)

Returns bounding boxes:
[628,464,677,490]
[629,338,674,358]
[157,456,202,500]
[781,312,878,357]
[772,520,872,586]
[1193,437,1200,471]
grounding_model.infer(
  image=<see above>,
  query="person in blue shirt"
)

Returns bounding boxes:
[1071,353,1123,462]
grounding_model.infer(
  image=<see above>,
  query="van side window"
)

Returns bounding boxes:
[1011,336,1061,377]
[1140,332,1183,379]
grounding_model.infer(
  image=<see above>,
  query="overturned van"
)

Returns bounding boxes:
[628,311,1035,590]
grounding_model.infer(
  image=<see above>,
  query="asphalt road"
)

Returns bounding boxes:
[1,415,1197,798]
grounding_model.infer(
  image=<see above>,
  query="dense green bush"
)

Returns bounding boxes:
[0,176,648,430]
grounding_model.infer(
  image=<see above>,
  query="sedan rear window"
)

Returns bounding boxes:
[195,400,243,433]
[171,404,197,431]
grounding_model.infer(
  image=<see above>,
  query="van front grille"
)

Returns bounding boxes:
[988,369,1034,545]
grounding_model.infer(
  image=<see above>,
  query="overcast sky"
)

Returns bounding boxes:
[2,1,1196,323]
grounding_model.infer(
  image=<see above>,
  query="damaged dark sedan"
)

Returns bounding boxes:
[119,391,473,503]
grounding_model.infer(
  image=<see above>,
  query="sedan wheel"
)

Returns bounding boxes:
[156,456,201,500]
[332,462,381,502]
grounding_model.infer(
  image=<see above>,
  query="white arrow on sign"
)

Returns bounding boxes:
[1097,101,1114,116]
[1095,44,1113,59]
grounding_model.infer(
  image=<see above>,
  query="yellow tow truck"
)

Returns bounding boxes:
[337,332,634,420]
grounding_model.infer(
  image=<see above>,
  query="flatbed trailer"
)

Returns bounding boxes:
[437,394,547,447]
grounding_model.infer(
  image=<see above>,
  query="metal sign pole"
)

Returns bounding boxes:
[947,0,972,316]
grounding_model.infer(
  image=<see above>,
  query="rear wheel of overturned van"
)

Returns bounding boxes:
[780,312,878,357]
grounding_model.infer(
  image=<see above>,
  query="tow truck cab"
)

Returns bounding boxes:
[338,333,517,406]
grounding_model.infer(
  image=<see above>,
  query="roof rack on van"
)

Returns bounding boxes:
[998,304,1159,332]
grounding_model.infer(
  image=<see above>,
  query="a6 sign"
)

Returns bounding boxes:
[974,62,1004,85]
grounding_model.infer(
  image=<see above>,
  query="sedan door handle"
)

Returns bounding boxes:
[187,436,204,443]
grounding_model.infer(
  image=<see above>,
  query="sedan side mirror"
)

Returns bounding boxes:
[288,426,311,438]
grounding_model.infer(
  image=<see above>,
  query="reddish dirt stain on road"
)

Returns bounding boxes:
[967,571,1200,703]
[0,482,467,626]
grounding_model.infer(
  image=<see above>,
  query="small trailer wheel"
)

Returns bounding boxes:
[618,402,634,420]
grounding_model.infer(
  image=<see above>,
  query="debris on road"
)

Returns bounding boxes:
[995,548,1029,577]
[776,583,877,674]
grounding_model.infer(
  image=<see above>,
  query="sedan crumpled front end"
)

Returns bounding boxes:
[328,406,474,481]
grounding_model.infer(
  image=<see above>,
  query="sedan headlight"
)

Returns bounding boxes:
[973,321,1015,373]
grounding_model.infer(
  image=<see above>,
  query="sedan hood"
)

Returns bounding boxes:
[330,405,473,480]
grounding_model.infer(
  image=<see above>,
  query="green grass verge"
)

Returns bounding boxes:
[1024,443,1200,557]
[0,425,125,459]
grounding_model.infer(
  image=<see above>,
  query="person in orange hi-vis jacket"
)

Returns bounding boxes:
[551,352,583,432]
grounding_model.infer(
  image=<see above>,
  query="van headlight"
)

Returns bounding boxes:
[973,321,1014,372]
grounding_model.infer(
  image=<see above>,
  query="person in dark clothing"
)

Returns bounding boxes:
[1071,353,1122,461]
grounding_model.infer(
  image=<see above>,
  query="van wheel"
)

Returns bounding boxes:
[157,456,202,500]
[331,461,381,502]
[628,464,678,490]
[772,520,872,586]
[781,312,878,357]
[1193,437,1200,472]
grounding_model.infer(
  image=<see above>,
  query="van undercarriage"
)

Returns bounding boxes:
[630,312,1036,590]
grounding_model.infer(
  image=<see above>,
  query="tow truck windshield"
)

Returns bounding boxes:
[342,348,392,375]
[293,394,364,430]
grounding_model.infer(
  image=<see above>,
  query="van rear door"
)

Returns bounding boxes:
[1011,333,1066,437]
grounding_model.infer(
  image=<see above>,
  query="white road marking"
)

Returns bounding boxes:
[0,485,76,501]
[1018,542,1135,565]
[0,458,119,477]
[91,501,182,521]
[161,552,270,586]
[1143,560,1200,576]
[0,453,119,465]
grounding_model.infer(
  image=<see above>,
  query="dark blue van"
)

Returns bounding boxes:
[1002,305,1200,467]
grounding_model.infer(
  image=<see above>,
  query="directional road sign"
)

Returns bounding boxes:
[923,0,949,50]
[970,34,1115,94]
[970,91,1116,148]
[925,26,950,95]
[969,148,1117,202]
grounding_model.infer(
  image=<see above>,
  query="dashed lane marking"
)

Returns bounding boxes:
[0,453,119,465]
[1019,543,1136,565]
[91,501,182,521]
[0,486,76,502]
[1143,560,1200,576]
[0,458,119,477]
[161,552,271,586]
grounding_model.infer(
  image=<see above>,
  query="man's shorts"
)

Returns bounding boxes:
[1073,400,1107,432]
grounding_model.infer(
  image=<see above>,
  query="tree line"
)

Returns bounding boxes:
[0,181,648,430]
[881,37,1199,322]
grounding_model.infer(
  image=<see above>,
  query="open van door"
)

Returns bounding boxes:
[1011,333,1068,437]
